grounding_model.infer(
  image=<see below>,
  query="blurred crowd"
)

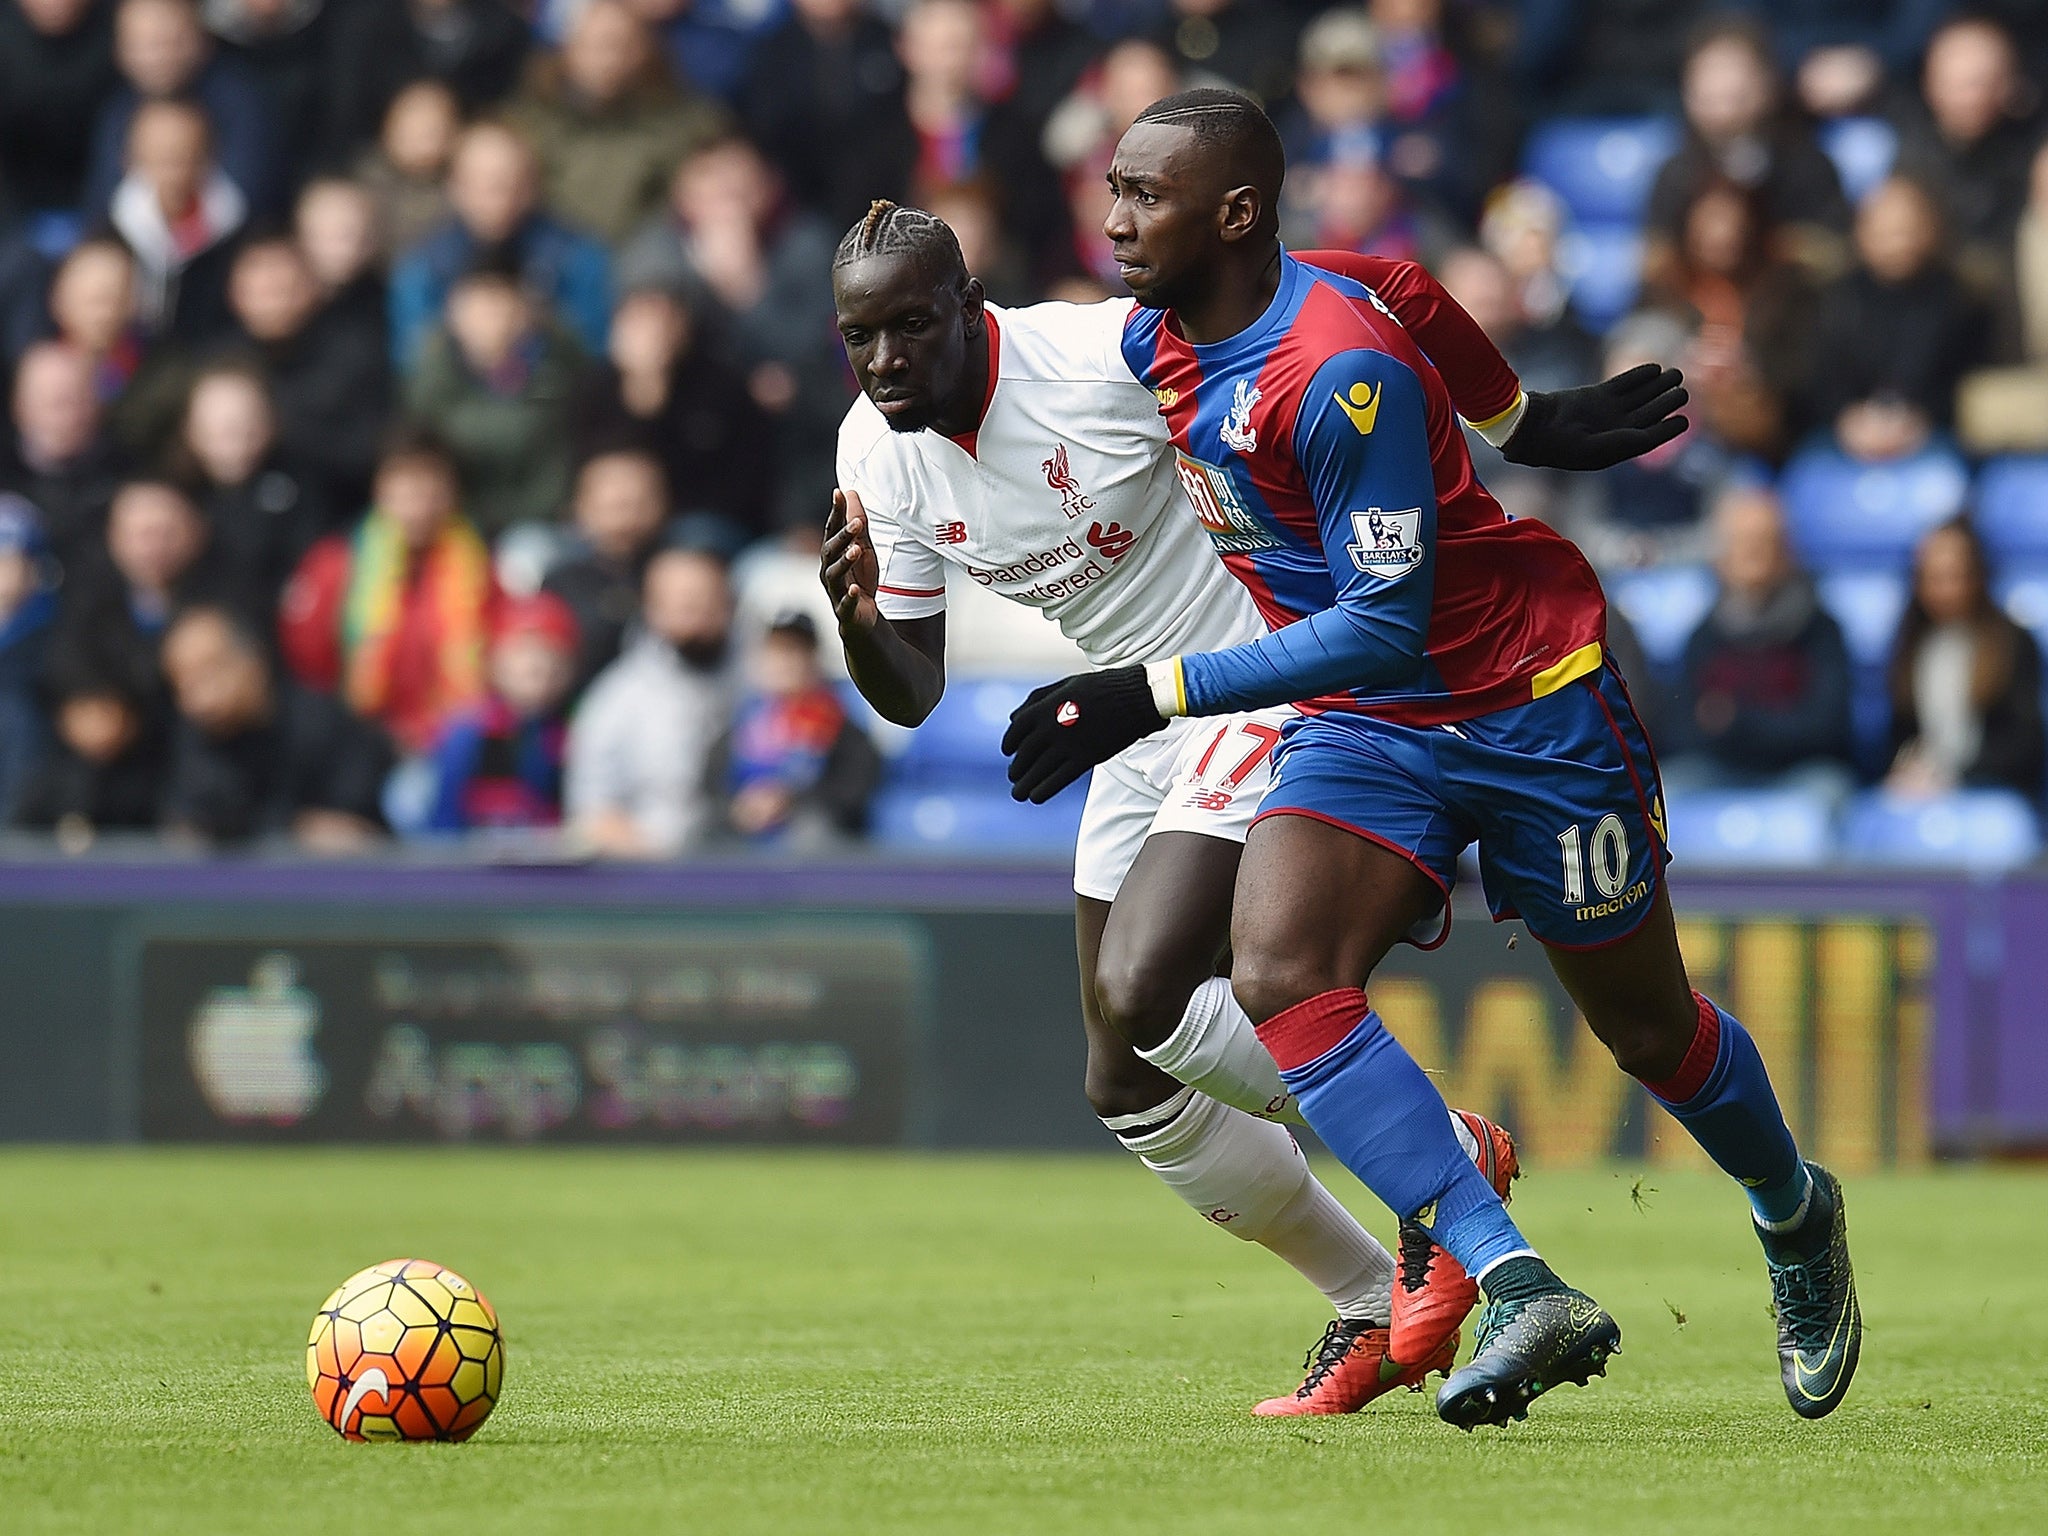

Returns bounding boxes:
[0,0,2043,860]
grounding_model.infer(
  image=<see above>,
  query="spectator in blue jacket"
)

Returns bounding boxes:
[1665,486,1857,804]
[387,121,611,370]
[84,0,278,216]
[0,495,56,821]
[425,590,580,833]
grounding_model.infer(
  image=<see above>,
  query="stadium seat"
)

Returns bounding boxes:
[1556,222,1644,331]
[871,783,1085,853]
[1841,789,2043,872]
[886,678,1039,787]
[1817,116,1898,204]
[1778,444,1969,570]
[1976,456,2048,564]
[1664,788,1837,869]
[1816,569,1909,670]
[1997,566,2048,656]
[1604,563,1716,671]
[1520,117,1681,224]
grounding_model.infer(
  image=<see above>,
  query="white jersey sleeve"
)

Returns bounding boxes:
[835,398,947,622]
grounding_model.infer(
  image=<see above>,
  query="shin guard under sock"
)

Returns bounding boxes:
[1643,993,1809,1228]
[1259,988,1535,1280]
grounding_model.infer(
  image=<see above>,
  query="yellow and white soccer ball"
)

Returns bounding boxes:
[307,1258,504,1441]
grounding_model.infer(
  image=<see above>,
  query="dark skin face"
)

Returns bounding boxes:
[1103,120,1281,345]
[833,251,989,437]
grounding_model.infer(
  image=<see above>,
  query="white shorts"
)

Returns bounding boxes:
[1072,706,1292,902]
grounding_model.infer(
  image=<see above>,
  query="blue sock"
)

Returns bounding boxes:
[1644,993,1811,1229]
[1262,988,1535,1278]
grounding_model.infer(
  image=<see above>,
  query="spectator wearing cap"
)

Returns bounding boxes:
[1663,486,1856,805]
[714,612,878,845]
[542,447,673,694]
[388,121,612,370]
[0,343,122,577]
[568,287,775,542]
[84,0,278,216]
[320,0,530,162]
[1644,19,1850,278]
[279,430,499,755]
[107,98,247,345]
[13,652,168,840]
[565,543,733,857]
[161,603,394,849]
[224,234,391,515]
[423,590,579,832]
[0,496,57,819]
[0,0,120,213]
[506,0,727,245]
[404,255,586,537]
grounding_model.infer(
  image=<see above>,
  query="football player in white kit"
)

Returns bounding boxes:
[821,202,1655,1415]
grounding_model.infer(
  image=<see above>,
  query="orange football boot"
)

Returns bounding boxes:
[1253,1318,1460,1417]
[1387,1110,1520,1371]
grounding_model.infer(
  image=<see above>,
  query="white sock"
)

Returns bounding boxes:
[1110,1091,1395,1323]
[1138,977,1305,1125]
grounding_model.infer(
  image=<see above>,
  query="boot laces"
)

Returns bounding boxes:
[1295,1318,1370,1398]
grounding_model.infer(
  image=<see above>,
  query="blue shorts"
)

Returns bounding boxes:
[1255,660,1669,950]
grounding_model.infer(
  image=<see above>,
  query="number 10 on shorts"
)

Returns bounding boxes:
[1558,813,1630,906]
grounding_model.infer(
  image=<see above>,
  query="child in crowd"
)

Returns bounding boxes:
[719,613,878,845]
[425,592,580,833]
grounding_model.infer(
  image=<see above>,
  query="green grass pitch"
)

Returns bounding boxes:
[2,1150,2044,1535]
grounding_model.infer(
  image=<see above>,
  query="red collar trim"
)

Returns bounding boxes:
[944,311,1001,459]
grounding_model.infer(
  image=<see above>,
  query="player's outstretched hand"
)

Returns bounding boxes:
[821,487,883,635]
[1502,362,1688,472]
[1002,665,1166,804]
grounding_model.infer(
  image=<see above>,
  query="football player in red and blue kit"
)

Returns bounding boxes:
[1003,89,1861,1428]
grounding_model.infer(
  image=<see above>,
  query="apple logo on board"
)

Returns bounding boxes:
[187,953,328,1125]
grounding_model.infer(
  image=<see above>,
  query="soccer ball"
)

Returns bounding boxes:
[306,1258,505,1441]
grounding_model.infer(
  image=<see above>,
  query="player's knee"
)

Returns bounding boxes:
[1596,1013,1692,1082]
[1091,949,1195,1053]
[1082,1044,1176,1121]
[1228,953,1334,1028]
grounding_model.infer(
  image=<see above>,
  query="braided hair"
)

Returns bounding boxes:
[832,200,968,287]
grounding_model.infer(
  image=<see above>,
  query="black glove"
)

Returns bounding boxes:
[1002,665,1166,804]
[1501,362,1688,472]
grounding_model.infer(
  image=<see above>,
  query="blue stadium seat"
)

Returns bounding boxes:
[1998,566,2048,657]
[887,678,1038,787]
[1778,444,1969,570]
[1604,563,1716,671]
[1664,789,1837,869]
[1556,222,1644,331]
[1841,790,2043,872]
[871,783,1085,854]
[1816,569,1909,670]
[1976,457,2048,565]
[1817,116,1898,204]
[1520,117,1680,224]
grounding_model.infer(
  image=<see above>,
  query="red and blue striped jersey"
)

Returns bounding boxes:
[1121,251,1608,727]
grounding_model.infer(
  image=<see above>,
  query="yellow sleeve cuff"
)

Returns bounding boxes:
[1464,390,1528,449]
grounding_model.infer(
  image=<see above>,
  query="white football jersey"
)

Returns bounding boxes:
[835,299,1265,668]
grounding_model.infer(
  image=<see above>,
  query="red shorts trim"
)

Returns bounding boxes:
[1250,805,1452,950]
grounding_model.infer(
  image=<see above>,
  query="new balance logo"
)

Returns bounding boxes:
[936,520,968,545]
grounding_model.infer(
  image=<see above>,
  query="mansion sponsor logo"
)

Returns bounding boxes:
[1175,451,1279,554]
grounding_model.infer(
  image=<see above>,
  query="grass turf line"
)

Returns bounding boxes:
[0,1150,2043,1535]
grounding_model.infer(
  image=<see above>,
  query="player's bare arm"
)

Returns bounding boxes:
[821,487,945,726]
